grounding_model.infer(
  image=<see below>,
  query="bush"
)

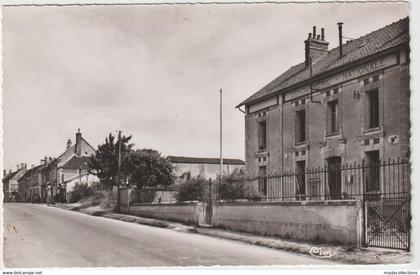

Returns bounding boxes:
[218,170,262,201]
[175,176,209,202]
[69,183,92,203]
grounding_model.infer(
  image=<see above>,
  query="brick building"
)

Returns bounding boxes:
[236,18,410,197]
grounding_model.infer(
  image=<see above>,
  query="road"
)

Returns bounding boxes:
[3,203,332,267]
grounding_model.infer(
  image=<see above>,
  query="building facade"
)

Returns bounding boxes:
[3,164,27,202]
[237,18,410,198]
[167,156,245,184]
[46,129,97,203]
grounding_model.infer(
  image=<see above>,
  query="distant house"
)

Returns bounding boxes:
[45,129,98,203]
[18,163,46,203]
[167,156,245,184]
[3,164,27,202]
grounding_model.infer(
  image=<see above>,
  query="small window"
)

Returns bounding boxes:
[295,110,306,143]
[327,100,339,135]
[367,89,379,128]
[333,88,339,94]
[364,78,370,85]
[258,120,267,151]
[372,75,379,82]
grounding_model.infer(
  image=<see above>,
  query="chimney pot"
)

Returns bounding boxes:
[3,169,6,177]
[305,25,329,66]
[17,164,20,170]
[321,28,325,40]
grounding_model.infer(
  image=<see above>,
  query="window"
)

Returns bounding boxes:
[296,161,306,200]
[365,151,380,192]
[367,89,379,128]
[258,166,267,196]
[327,157,342,199]
[295,110,306,143]
[327,100,339,135]
[258,120,267,151]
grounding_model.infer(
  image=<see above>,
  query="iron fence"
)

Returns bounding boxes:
[216,158,410,202]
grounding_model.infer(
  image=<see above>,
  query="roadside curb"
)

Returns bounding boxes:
[48,204,410,265]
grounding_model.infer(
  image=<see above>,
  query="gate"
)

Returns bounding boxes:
[364,195,411,251]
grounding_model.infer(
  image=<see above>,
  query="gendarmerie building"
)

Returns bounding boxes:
[236,18,410,197]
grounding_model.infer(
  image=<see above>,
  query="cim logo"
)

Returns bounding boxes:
[309,247,337,259]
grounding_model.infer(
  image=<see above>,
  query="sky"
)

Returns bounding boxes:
[2,2,409,171]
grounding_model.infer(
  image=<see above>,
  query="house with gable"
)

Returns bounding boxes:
[3,164,27,202]
[46,129,98,203]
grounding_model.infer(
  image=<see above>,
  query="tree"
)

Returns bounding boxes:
[127,149,174,189]
[175,176,208,202]
[88,132,133,191]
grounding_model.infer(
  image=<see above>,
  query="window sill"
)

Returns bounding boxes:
[257,148,267,154]
[326,131,340,138]
[295,141,307,146]
[364,127,380,134]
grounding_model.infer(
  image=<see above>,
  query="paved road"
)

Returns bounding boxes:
[3,203,332,267]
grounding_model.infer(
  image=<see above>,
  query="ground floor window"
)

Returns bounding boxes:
[258,166,267,196]
[296,161,306,200]
[366,150,380,193]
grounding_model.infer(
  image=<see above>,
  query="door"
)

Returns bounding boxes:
[327,157,342,199]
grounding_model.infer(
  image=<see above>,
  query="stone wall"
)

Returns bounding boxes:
[212,200,363,245]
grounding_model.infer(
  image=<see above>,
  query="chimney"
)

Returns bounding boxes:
[3,169,6,177]
[31,164,35,169]
[41,156,48,165]
[338,22,343,58]
[8,169,11,174]
[75,129,82,156]
[20,163,24,170]
[16,164,20,171]
[66,139,72,151]
[304,25,329,66]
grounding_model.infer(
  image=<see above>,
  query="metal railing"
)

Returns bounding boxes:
[216,158,410,202]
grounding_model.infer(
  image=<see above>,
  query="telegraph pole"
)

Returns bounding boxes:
[219,88,223,180]
[117,130,122,212]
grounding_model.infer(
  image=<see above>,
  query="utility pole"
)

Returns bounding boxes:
[219,88,223,179]
[117,130,122,212]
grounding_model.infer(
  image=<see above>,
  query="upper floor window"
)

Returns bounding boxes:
[367,89,379,129]
[258,120,267,151]
[326,100,339,135]
[295,110,306,143]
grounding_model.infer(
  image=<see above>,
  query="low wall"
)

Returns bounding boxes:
[212,200,363,245]
[127,202,202,225]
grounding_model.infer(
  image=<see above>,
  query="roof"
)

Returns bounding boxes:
[238,17,409,107]
[2,170,19,183]
[19,164,44,180]
[167,156,245,165]
[61,155,91,170]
